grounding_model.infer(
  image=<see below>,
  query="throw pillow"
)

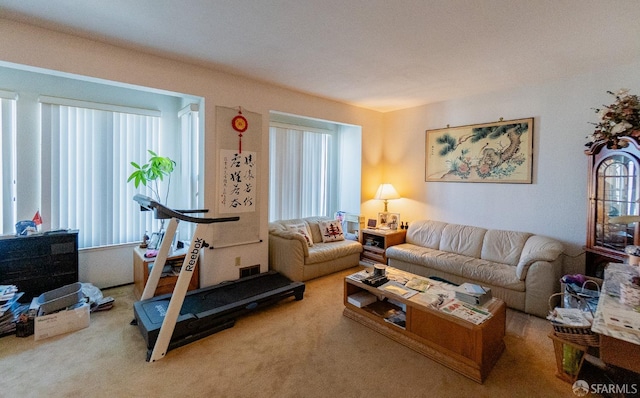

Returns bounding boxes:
[319,220,345,242]
[285,223,314,247]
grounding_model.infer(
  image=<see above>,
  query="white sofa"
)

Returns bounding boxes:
[268,216,363,282]
[385,220,563,317]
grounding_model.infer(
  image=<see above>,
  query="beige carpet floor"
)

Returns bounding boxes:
[0,267,583,397]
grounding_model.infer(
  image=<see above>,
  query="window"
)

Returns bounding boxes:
[268,113,362,222]
[269,124,336,220]
[40,98,162,248]
[0,91,17,234]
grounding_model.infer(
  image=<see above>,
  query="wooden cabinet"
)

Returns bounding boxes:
[585,138,640,277]
[0,230,79,302]
[359,229,406,266]
[133,246,199,299]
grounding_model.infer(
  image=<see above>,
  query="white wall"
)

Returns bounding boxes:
[0,18,383,288]
[372,61,640,274]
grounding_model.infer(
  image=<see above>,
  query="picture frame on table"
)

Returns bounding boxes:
[378,212,400,230]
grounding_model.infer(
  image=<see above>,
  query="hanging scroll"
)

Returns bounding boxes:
[212,106,262,247]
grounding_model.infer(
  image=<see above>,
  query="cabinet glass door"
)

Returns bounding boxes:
[596,154,639,251]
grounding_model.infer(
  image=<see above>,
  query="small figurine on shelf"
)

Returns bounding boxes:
[140,231,149,248]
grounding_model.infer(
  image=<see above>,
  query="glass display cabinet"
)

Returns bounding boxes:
[585,138,640,277]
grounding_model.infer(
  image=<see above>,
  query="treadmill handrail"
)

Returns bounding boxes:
[133,194,239,224]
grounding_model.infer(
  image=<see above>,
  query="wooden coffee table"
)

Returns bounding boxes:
[343,268,506,383]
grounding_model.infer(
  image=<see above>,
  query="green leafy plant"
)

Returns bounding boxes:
[127,150,176,204]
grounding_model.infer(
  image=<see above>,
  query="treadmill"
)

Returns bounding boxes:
[131,195,305,362]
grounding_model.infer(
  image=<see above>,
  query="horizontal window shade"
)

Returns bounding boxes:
[0,90,18,100]
[39,95,160,117]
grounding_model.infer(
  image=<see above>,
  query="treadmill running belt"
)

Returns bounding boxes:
[181,272,293,314]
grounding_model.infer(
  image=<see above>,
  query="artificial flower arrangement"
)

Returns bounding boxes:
[586,89,640,149]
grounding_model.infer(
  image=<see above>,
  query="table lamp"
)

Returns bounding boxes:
[374,183,400,212]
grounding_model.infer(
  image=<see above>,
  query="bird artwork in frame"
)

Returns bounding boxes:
[425,117,533,183]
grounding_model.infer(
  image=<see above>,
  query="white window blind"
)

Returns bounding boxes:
[269,125,335,220]
[0,91,17,234]
[179,103,200,239]
[40,100,162,248]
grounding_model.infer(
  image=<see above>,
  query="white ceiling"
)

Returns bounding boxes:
[1,0,639,112]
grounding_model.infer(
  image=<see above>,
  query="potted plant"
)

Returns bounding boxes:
[586,89,640,149]
[128,150,176,248]
[127,150,176,204]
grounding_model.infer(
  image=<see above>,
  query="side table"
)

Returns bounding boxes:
[133,246,199,299]
[359,228,406,266]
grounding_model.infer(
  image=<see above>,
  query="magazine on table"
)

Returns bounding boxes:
[378,281,418,299]
[347,270,370,282]
[405,278,431,292]
[439,299,492,325]
[383,308,406,329]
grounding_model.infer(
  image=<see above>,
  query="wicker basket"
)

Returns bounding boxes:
[548,292,600,347]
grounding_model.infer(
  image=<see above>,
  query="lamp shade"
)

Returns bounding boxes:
[374,184,400,201]
[374,183,400,212]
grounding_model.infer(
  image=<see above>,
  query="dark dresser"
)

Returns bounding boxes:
[0,230,79,302]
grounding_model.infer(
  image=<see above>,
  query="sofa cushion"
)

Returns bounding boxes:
[306,240,362,264]
[285,223,314,247]
[406,220,447,249]
[318,220,345,242]
[439,224,487,258]
[387,243,524,291]
[459,257,525,291]
[481,229,531,266]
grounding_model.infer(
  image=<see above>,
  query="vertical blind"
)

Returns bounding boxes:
[0,93,17,234]
[269,125,333,220]
[40,100,161,248]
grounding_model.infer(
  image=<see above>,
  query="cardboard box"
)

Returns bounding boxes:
[34,303,90,341]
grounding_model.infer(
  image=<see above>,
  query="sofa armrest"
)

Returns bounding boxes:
[524,257,563,317]
[516,235,563,280]
[268,232,308,281]
[269,229,310,257]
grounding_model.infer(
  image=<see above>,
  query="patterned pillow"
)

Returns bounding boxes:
[285,223,314,247]
[319,220,345,242]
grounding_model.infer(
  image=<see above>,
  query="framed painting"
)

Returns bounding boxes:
[425,117,533,183]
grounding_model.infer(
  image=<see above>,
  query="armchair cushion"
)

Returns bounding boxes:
[285,222,314,247]
[318,220,345,242]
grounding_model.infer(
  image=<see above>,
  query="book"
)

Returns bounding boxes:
[347,291,378,308]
